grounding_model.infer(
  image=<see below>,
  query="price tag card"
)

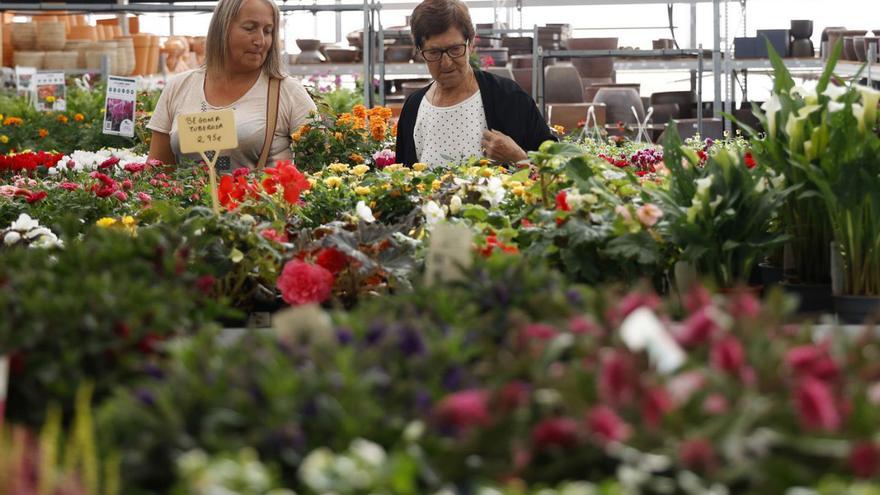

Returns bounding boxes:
[34,72,67,112]
[103,75,138,138]
[177,109,238,154]
[425,221,474,286]
[14,66,36,96]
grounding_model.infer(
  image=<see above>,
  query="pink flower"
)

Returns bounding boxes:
[795,377,841,432]
[711,335,746,377]
[636,203,663,227]
[531,417,580,451]
[137,192,152,204]
[124,163,146,173]
[680,438,717,473]
[728,291,761,318]
[615,205,632,222]
[59,182,80,191]
[641,387,674,429]
[121,178,133,190]
[112,190,129,201]
[667,371,707,405]
[586,406,631,444]
[99,156,120,169]
[568,316,601,336]
[261,228,289,244]
[849,442,880,478]
[66,159,76,170]
[609,291,661,322]
[786,344,839,382]
[496,381,530,412]
[434,389,491,431]
[677,307,719,347]
[372,149,396,169]
[598,350,637,406]
[277,259,334,306]
[683,284,713,315]
[702,394,729,415]
[0,185,19,197]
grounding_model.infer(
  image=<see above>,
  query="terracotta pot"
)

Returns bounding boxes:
[790,20,813,40]
[566,37,617,78]
[593,87,644,124]
[145,37,160,75]
[325,47,358,63]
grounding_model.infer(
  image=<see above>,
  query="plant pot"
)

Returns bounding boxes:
[385,45,413,63]
[325,47,358,63]
[567,37,617,78]
[790,20,813,40]
[758,262,784,288]
[781,282,833,313]
[790,38,815,58]
[833,294,880,324]
[296,38,325,64]
[593,86,644,124]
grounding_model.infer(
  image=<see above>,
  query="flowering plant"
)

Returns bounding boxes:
[290,105,395,173]
[650,125,793,288]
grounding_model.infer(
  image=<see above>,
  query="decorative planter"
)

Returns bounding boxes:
[781,282,833,313]
[593,86,644,124]
[35,21,65,50]
[566,37,617,78]
[833,295,880,324]
[10,22,36,50]
[295,38,325,64]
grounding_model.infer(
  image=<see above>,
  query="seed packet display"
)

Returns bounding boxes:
[34,72,67,112]
[103,76,137,138]
[14,66,36,97]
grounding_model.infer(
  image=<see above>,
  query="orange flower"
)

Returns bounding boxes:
[349,153,364,164]
[391,122,398,137]
[57,114,69,124]
[371,122,386,141]
[336,113,354,127]
[353,117,366,130]
[74,113,85,122]
[352,104,367,119]
[38,128,49,138]
[3,117,23,126]
[334,131,343,141]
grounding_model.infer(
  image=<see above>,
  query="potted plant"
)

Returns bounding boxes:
[650,124,793,291]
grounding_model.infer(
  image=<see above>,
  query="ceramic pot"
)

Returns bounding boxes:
[567,37,617,78]
[325,47,358,63]
[790,20,813,40]
[384,45,413,63]
[843,37,856,60]
[834,295,880,324]
[585,83,639,104]
[824,28,847,58]
[296,39,325,64]
[854,37,868,61]
[593,87,644,124]
[650,90,695,118]
[791,38,814,58]
[781,282,833,314]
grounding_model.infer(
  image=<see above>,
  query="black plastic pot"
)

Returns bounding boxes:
[781,282,833,313]
[833,295,880,324]
[759,263,784,288]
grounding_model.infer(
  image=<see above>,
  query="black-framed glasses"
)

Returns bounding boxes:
[419,41,469,62]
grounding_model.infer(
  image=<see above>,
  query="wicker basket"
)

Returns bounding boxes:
[13,50,44,69]
[10,23,36,50]
[44,50,76,70]
[64,40,89,68]
[85,41,116,72]
[115,36,135,75]
[36,22,66,50]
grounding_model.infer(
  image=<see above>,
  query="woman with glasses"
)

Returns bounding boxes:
[395,0,554,167]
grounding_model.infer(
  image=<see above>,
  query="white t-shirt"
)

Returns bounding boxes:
[413,90,488,168]
[148,69,316,172]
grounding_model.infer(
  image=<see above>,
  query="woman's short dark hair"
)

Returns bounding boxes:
[410,0,475,49]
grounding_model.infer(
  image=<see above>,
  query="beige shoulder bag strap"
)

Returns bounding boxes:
[257,77,282,170]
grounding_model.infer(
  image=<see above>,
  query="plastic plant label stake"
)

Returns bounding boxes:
[0,355,8,428]
[425,221,473,286]
[14,66,36,97]
[103,76,137,138]
[33,72,66,112]
[177,109,238,214]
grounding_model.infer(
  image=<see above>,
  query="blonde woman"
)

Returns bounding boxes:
[148,0,316,170]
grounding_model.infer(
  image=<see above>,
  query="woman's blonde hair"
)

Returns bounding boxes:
[205,0,285,78]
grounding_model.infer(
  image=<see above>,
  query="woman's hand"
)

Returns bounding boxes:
[148,131,176,166]
[481,129,528,164]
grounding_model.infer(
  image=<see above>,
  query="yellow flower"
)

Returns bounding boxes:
[45,96,56,103]
[38,128,49,138]
[74,113,85,122]
[355,186,371,196]
[96,217,117,228]
[324,176,343,188]
[431,180,442,192]
[478,159,490,166]
[412,162,428,172]
[507,181,522,189]
[291,131,302,142]
[479,167,493,178]
[552,124,566,134]
[0,113,3,121]
[307,178,317,188]
[122,215,136,226]
[384,164,403,173]
[0,135,8,144]
[328,162,349,173]
[512,186,525,196]
[351,164,370,177]
[416,184,425,192]
[334,132,343,141]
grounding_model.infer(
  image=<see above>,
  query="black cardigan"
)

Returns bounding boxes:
[395,69,555,166]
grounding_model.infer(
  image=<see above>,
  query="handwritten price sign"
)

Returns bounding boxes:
[177,109,238,214]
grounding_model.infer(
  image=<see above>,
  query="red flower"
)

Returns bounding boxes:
[480,235,519,257]
[586,406,631,444]
[641,387,674,429]
[680,438,717,473]
[598,350,637,406]
[786,344,839,382]
[232,167,250,179]
[195,275,216,295]
[744,152,757,169]
[795,376,841,431]
[711,335,746,377]
[137,192,152,204]
[265,160,310,205]
[59,182,80,191]
[555,190,570,211]
[702,394,729,415]
[496,381,530,412]
[124,162,146,173]
[677,307,719,347]
[532,417,580,451]
[262,176,278,195]
[568,316,601,336]
[99,156,121,169]
[261,228,289,244]
[518,322,558,347]
[276,259,334,306]
[315,247,349,274]
[434,389,491,431]
[112,190,129,202]
[609,291,661,323]
[24,190,47,203]
[849,442,880,478]
[728,290,761,318]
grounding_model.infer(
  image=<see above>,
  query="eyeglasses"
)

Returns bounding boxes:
[419,42,468,62]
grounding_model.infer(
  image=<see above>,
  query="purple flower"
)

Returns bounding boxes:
[397,324,425,356]
[365,321,386,346]
[336,327,353,346]
[442,366,464,391]
[134,388,156,407]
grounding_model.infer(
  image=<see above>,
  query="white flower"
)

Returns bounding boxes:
[10,213,38,232]
[827,101,846,113]
[476,176,505,208]
[761,95,782,136]
[449,195,462,214]
[856,85,880,127]
[822,84,848,101]
[25,227,52,239]
[791,85,818,103]
[422,200,446,230]
[620,307,685,374]
[349,439,386,468]
[4,231,22,246]
[852,103,866,133]
[299,448,335,492]
[797,104,822,119]
[355,201,375,223]
[695,176,713,196]
[603,170,626,181]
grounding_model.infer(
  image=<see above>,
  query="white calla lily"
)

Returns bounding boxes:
[827,101,846,113]
[852,103,866,134]
[822,84,848,101]
[856,85,880,129]
[761,95,782,136]
[797,104,822,119]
